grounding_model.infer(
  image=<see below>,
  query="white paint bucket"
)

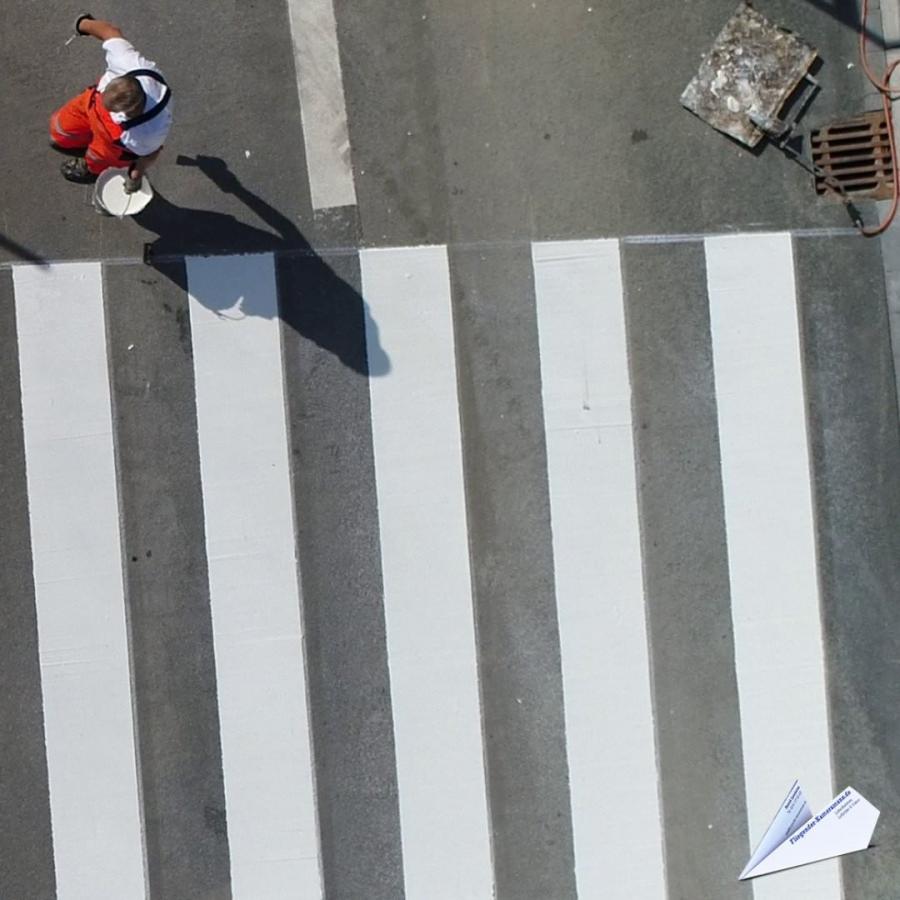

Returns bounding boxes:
[92,169,154,217]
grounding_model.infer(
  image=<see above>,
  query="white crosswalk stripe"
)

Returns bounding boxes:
[705,233,839,900]
[186,254,323,899]
[361,245,493,899]
[2,234,867,899]
[532,240,666,899]
[13,263,146,900]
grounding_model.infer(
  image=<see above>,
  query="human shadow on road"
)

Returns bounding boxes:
[133,155,389,377]
[801,0,898,50]
[0,233,48,267]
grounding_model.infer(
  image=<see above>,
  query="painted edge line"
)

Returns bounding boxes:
[0,227,862,271]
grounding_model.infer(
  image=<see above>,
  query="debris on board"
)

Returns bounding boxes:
[680,3,817,147]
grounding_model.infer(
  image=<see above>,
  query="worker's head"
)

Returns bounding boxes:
[102,75,145,118]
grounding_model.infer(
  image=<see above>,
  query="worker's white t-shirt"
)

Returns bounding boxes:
[97,38,173,157]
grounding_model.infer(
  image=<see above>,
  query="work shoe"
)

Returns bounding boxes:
[61,157,97,184]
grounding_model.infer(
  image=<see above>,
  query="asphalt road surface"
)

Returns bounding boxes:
[1,2,899,899]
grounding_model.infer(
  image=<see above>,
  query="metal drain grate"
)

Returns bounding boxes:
[810,111,894,199]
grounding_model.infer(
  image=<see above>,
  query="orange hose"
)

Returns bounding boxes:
[859,0,900,235]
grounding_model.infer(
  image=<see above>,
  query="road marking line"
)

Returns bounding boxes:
[532,240,666,899]
[186,254,322,899]
[705,233,839,900]
[13,263,146,899]
[0,229,859,272]
[286,0,357,209]
[360,246,493,899]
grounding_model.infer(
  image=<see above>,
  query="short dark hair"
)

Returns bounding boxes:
[103,75,145,115]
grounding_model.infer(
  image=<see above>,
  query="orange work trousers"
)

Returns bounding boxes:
[49,86,136,175]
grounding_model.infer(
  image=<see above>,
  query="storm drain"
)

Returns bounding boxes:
[810,111,894,199]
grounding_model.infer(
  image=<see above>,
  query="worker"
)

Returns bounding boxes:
[50,15,172,190]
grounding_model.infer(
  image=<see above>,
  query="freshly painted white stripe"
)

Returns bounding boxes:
[360,246,493,899]
[286,0,357,209]
[13,263,145,899]
[186,255,322,899]
[705,233,839,900]
[531,240,666,899]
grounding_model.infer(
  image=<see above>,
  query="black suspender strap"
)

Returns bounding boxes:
[121,69,172,130]
[128,68,167,86]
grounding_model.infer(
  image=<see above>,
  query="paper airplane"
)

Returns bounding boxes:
[740,782,879,880]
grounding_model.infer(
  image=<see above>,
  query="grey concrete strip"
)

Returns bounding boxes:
[795,236,900,900]
[0,269,56,900]
[878,0,900,421]
[104,262,231,900]
[277,251,404,900]
[622,242,752,899]
[878,221,900,423]
[449,244,577,900]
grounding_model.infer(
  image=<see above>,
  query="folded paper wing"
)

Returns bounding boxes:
[739,781,812,879]
[740,785,879,880]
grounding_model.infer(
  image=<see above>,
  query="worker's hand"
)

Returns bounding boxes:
[74,13,95,35]
[124,167,143,194]
[73,17,123,41]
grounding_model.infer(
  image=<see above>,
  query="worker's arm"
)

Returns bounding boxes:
[129,148,162,180]
[75,15,124,41]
